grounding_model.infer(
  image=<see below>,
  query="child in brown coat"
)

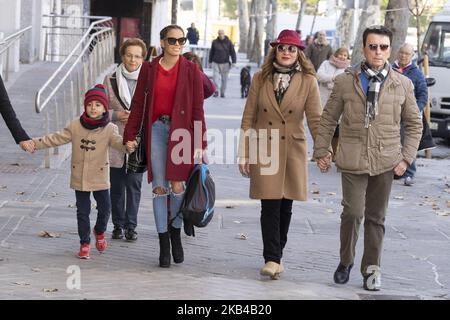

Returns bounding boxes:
[30,84,128,259]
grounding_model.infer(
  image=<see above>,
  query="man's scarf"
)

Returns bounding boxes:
[360,61,389,128]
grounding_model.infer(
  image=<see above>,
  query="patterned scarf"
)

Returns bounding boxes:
[272,61,301,105]
[360,61,390,128]
[80,111,110,130]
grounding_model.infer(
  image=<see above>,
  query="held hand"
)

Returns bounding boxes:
[126,140,138,153]
[238,158,250,178]
[193,148,204,164]
[19,140,36,154]
[393,160,409,177]
[316,153,332,173]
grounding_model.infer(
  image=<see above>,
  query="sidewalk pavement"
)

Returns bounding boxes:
[0,55,449,300]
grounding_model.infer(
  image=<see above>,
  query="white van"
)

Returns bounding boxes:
[421,0,450,143]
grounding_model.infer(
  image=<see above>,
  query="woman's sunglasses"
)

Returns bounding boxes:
[367,44,390,51]
[277,45,298,54]
[166,37,187,46]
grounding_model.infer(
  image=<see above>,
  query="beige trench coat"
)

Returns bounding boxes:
[313,65,423,175]
[33,119,126,191]
[239,70,322,201]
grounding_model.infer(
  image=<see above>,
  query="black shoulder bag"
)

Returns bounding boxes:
[127,79,149,173]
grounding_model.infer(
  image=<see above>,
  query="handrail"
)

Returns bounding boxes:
[0,26,32,81]
[35,27,112,112]
[0,26,32,46]
[35,16,113,113]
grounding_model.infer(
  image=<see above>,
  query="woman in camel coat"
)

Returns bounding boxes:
[238,30,322,280]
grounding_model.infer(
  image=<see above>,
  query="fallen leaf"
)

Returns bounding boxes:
[43,288,58,293]
[327,192,337,196]
[16,191,25,195]
[67,204,76,208]
[326,209,335,214]
[0,185,7,190]
[394,196,404,200]
[233,220,241,224]
[10,163,21,167]
[13,282,30,286]
[236,233,248,240]
[31,268,41,273]
[226,205,235,209]
[436,210,449,216]
[311,190,320,194]
[38,231,61,238]
[311,182,318,185]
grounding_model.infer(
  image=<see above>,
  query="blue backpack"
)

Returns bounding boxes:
[180,164,215,237]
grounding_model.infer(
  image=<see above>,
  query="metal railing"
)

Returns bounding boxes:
[35,16,116,168]
[0,26,32,81]
[187,44,211,70]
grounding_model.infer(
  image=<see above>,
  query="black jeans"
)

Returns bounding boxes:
[75,189,111,244]
[110,162,143,230]
[260,198,293,264]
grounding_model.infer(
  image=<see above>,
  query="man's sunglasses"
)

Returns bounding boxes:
[277,44,298,53]
[367,44,390,51]
[166,37,187,45]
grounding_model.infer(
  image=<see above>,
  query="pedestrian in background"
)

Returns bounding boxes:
[186,23,200,45]
[209,29,236,98]
[124,25,206,268]
[30,84,128,259]
[304,30,333,72]
[103,38,147,242]
[316,47,351,160]
[238,29,321,280]
[183,51,216,99]
[0,75,34,152]
[392,43,428,186]
[314,26,422,291]
[304,35,314,48]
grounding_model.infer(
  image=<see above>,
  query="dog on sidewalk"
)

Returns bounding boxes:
[240,65,252,98]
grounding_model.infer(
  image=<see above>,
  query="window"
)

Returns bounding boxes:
[422,22,450,65]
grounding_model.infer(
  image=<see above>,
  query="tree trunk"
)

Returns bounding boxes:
[295,1,307,32]
[171,0,178,24]
[247,0,256,56]
[238,0,250,53]
[310,2,320,35]
[384,0,410,63]
[265,0,277,40]
[351,0,381,65]
[337,0,354,49]
[250,0,265,66]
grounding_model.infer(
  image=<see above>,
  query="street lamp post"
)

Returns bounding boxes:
[204,0,208,46]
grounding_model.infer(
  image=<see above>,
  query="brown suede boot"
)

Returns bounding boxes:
[260,261,280,278]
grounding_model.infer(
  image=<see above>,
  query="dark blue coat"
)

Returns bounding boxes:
[393,63,428,112]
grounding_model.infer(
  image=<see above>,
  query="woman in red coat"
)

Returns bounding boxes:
[123,25,206,268]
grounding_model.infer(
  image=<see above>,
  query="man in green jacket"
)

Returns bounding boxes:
[313,26,422,291]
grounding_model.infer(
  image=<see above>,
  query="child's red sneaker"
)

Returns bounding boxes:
[94,230,107,253]
[78,243,90,259]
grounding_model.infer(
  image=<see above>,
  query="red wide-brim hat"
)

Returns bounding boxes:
[270,29,305,50]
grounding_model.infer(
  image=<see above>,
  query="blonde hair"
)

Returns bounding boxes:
[333,47,350,58]
[261,47,316,80]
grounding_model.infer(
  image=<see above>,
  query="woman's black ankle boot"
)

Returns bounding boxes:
[170,226,184,263]
[158,232,171,268]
